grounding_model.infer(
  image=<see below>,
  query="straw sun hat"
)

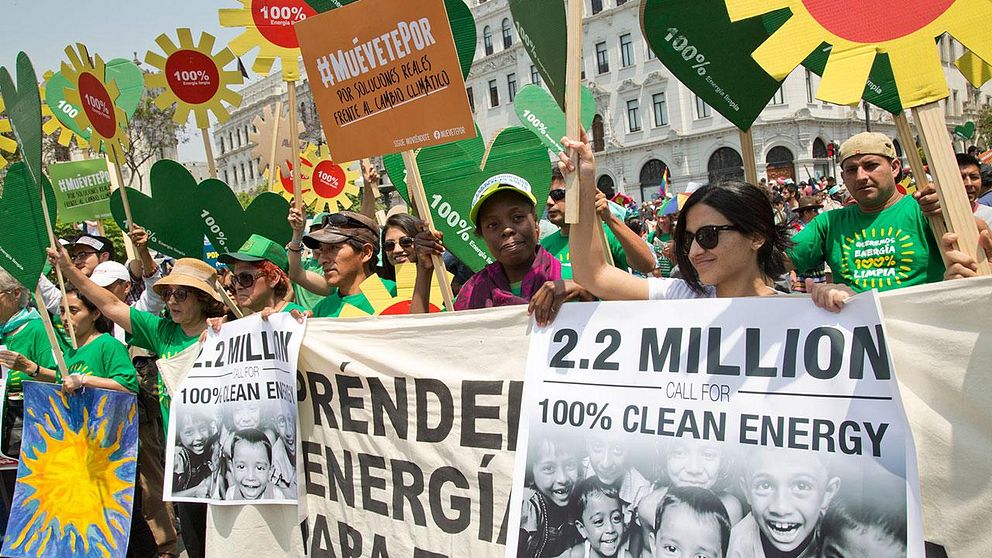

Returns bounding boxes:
[152,258,224,302]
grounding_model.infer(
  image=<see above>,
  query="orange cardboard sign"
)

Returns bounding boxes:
[295,0,476,161]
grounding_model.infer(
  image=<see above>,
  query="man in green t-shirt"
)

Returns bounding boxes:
[787,132,945,292]
[291,211,396,317]
[646,212,675,278]
[540,168,656,279]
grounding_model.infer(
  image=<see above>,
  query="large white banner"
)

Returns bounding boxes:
[164,313,305,505]
[509,293,923,558]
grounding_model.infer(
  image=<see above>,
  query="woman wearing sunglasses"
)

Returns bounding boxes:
[380,213,420,281]
[561,134,852,309]
[218,234,305,316]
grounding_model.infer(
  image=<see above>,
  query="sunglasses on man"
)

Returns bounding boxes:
[681,225,740,254]
[549,188,567,201]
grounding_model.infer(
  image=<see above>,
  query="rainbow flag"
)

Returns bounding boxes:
[658,167,669,198]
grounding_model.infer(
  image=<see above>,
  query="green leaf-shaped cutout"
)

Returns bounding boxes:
[514,84,596,154]
[0,162,58,293]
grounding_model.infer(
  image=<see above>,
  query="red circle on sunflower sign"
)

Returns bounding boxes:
[165,50,221,105]
[380,301,443,315]
[77,72,117,139]
[801,0,954,43]
[312,160,347,199]
[251,0,317,49]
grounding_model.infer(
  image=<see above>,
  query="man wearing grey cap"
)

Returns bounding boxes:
[786,132,946,293]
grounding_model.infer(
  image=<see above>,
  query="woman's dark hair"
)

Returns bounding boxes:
[673,182,792,295]
[64,284,113,334]
[192,289,228,318]
[380,213,420,281]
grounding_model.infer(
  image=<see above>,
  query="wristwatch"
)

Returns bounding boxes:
[27,362,40,377]
[286,240,304,253]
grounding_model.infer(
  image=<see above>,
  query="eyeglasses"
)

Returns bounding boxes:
[160,287,190,303]
[549,188,567,201]
[681,225,740,253]
[321,213,378,234]
[71,251,99,262]
[383,237,414,252]
[232,272,265,289]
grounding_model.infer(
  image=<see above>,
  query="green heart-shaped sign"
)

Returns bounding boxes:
[0,52,44,188]
[0,162,58,293]
[383,126,552,272]
[303,0,476,79]
[641,0,785,131]
[109,160,206,259]
[954,121,976,141]
[514,84,596,154]
[509,0,567,110]
[45,58,144,143]
[196,182,292,254]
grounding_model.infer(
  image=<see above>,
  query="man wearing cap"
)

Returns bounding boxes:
[288,210,395,318]
[68,234,115,276]
[978,164,992,207]
[219,234,306,315]
[787,132,945,292]
[542,167,657,278]
[957,153,992,229]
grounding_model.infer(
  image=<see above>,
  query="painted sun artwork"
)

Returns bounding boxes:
[145,28,245,130]
[273,143,360,212]
[726,0,992,108]
[60,44,130,165]
[0,95,17,172]
[219,0,317,81]
[339,266,448,318]
[40,74,90,149]
[1,382,138,558]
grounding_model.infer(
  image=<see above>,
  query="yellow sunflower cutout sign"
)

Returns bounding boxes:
[145,28,245,130]
[40,75,89,149]
[339,265,449,318]
[273,143,360,213]
[726,0,991,108]
[59,44,130,164]
[218,0,317,81]
[250,102,299,178]
[0,95,17,171]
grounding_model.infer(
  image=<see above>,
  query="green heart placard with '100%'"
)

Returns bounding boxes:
[954,121,976,140]
[110,160,208,259]
[45,58,144,142]
[383,126,552,272]
[196,183,293,254]
[508,0,567,110]
[514,84,596,154]
[0,162,59,293]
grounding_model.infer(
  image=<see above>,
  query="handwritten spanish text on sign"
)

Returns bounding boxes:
[295,0,476,161]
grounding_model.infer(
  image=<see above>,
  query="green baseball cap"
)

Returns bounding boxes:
[468,173,538,226]
[217,234,289,272]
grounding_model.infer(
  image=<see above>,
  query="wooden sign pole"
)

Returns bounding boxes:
[33,286,69,376]
[202,128,218,179]
[218,285,244,318]
[287,82,302,211]
[109,144,135,230]
[739,128,759,185]
[401,150,456,312]
[105,153,137,262]
[563,0,583,224]
[267,100,284,191]
[36,185,77,349]
[911,102,991,275]
[893,112,950,267]
[360,158,388,227]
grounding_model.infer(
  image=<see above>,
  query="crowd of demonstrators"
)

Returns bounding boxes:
[957,153,992,229]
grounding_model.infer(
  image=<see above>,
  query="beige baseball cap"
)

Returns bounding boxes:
[839,132,897,163]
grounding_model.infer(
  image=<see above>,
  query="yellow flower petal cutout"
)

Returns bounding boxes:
[249,102,298,177]
[273,143,361,212]
[60,44,130,164]
[0,95,17,171]
[726,0,992,108]
[955,50,992,88]
[145,28,245,129]
[338,266,450,318]
[219,0,317,81]
[40,74,89,149]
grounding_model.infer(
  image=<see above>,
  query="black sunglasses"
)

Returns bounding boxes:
[549,188,566,201]
[383,237,414,251]
[681,225,740,253]
[233,271,265,289]
[160,287,191,302]
[322,213,377,234]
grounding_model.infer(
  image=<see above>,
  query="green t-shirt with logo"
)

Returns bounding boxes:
[787,195,944,292]
[61,334,139,394]
[1,318,57,393]
[312,277,398,318]
[540,226,629,280]
[129,307,200,433]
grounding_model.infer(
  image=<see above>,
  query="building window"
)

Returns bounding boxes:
[249,164,255,180]
[626,99,641,132]
[620,34,634,67]
[501,18,513,49]
[489,79,499,107]
[812,138,828,159]
[771,86,785,105]
[647,43,656,60]
[223,170,229,184]
[467,86,475,112]
[218,136,225,154]
[639,159,669,202]
[531,65,541,85]
[652,93,668,127]
[592,115,605,152]
[707,147,745,185]
[591,0,603,14]
[805,69,815,103]
[483,26,493,56]
[695,95,711,118]
[951,89,959,116]
[228,132,234,149]
[596,42,609,74]
[507,73,517,102]
[616,0,628,5]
